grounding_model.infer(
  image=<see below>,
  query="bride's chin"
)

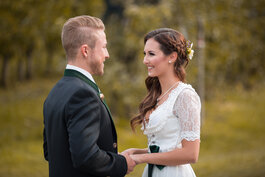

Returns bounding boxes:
[147,72,155,77]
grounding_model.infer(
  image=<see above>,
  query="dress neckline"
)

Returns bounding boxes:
[155,82,183,109]
[144,82,183,124]
[142,82,194,135]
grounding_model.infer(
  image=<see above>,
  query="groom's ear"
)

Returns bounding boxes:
[80,44,91,58]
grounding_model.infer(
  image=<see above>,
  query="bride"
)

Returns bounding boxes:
[126,28,201,177]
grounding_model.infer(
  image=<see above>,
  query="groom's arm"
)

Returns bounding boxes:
[66,88,128,177]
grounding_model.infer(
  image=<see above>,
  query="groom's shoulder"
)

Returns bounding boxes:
[56,76,96,95]
[45,77,95,103]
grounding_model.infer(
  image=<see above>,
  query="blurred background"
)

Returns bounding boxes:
[0,0,264,176]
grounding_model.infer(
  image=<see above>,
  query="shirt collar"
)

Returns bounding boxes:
[66,64,96,84]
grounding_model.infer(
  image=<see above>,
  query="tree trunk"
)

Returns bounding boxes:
[45,51,53,76]
[26,56,33,80]
[26,47,33,80]
[197,17,205,124]
[103,0,124,22]
[17,59,24,81]
[1,56,8,88]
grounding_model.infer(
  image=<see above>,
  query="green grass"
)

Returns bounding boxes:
[0,79,53,177]
[0,79,264,177]
[191,86,265,177]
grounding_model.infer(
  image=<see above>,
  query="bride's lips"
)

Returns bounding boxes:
[147,66,154,71]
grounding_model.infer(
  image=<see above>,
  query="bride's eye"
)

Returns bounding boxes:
[149,52,155,56]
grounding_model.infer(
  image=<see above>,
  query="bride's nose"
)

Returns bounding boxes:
[143,56,149,65]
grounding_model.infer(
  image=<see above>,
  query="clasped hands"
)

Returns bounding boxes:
[120,148,147,174]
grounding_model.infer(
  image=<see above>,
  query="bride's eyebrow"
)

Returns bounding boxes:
[144,49,156,53]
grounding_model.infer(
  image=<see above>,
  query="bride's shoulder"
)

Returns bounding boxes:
[173,82,200,102]
[176,84,201,107]
[181,83,197,94]
[171,82,197,96]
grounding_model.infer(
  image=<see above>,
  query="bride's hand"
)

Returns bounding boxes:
[120,148,148,155]
[120,148,137,155]
[130,154,142,165]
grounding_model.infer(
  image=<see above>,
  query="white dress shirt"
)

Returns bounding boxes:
[66,64,97,84]
[66,64,101,93]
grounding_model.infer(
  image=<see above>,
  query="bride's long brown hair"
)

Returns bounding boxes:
[130,28,190,131]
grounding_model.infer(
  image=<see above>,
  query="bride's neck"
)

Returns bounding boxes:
[158,76,180,94]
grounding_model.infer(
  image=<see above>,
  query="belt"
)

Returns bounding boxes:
[148,145,165,177]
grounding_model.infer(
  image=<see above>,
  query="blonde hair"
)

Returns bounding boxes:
[61,15,105,61]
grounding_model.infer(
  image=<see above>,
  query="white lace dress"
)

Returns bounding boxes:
[141,82,201,177]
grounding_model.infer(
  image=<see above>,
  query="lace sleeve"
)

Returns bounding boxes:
[173,88,201,141]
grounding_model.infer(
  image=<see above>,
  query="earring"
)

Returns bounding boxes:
[168,60,172,64]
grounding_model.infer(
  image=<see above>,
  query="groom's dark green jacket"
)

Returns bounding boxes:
[43,69,127,177]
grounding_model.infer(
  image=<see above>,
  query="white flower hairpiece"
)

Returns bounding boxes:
[186,40,194,60]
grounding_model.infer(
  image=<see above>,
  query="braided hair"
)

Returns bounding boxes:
[131,28,190,131]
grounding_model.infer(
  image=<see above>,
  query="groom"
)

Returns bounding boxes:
[43,15,135,177]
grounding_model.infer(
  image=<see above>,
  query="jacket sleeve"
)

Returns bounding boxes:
[65,88,127,177]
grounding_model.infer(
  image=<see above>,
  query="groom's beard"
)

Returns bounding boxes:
[90,58,104,76]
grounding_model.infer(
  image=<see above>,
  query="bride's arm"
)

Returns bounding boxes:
[130,139,200,165]
[121,148,148,155]
[132,88,201,166]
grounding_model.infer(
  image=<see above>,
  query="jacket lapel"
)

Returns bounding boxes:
[64,69,99,93]
[64,69,113,121]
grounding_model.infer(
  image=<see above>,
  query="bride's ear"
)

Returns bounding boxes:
[170,52,178,63]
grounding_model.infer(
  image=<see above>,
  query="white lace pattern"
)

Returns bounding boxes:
[141,82,201,177]
[173,87,201,141]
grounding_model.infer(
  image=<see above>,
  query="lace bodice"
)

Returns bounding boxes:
[142,82,201,152]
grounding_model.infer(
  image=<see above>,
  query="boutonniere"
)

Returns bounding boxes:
[99,93,104,100]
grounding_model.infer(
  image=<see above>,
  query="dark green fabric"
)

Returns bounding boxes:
[64,69,112,118]
[148,145,165,177]
[64,69,99,93]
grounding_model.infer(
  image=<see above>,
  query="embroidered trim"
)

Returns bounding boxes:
[142,82,193,135]
[181,131,200,141]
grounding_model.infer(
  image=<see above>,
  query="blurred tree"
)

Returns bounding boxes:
[169,0,265,89]
[223,0,265,88]
[36,0,105,75]
[36,0,68,75]
[15,0,39,80]
[0,0,105,87]
[101,0,265,119]
[100,0,176,118]
[103,0,124,21]
[0,1,19,87]
[0,0,264,116]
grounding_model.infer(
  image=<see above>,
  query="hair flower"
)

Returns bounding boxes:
[186,40,194,60]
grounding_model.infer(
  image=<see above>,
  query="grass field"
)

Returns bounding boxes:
[0,78,264,177]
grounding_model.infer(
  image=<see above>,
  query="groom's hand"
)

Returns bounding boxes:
[121,152,136,174]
